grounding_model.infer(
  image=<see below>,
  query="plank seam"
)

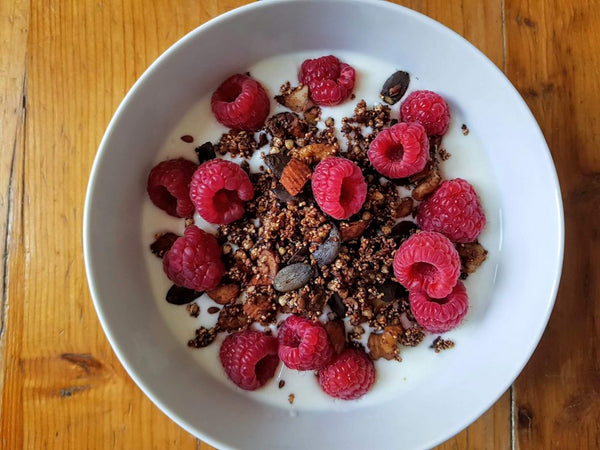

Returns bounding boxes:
[510,385,516,450]
[0,69,26,342]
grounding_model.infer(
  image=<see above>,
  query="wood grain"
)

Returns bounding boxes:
[505,0,600,448]
[0,0,29,428]
[2,0,597,448]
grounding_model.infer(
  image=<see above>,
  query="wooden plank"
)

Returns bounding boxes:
[0,0,29,431]
[505,0,600,448]
[0,0,29,351]
[0,0,248,448]
[386,2,511,448]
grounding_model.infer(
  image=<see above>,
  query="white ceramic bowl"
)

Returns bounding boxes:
[84,1,564,448]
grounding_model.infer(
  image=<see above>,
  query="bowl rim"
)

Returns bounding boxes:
[83,0,564,448]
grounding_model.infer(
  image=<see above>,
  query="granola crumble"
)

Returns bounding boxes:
[430,336,455,353]
[159,94,487,371]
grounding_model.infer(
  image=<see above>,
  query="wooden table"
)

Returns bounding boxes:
[0,0,597,448]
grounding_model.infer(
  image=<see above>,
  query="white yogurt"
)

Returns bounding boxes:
[141,50,501,411]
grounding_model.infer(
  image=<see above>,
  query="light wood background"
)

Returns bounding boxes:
[0,0,597,448]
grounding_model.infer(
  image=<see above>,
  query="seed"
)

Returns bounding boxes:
[166,285,203,305]
[312,224,341,267]
[380,70,410,105]
[273,263,313,292]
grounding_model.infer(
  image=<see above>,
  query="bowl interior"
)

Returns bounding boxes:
[84,1,563,449]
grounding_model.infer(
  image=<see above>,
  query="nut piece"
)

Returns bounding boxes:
[368,325,403,361]
[393,196,414,218]
[294,143,337,164]
[273,263,312,292]
[324,319,346,355]
[217,304,251,332]
[327,292,347,318]
[456,241,488,274]
[263,153,291,179]
[280,158,312,196]
[207,283,241,305]
[166,285,203,305]
[243,289,277,325]
[380,71,410,105]
[339,220,371,242]
[249,249,279,286]
[304,105,321,125]
[275,83,314,112]
[412,165,441,201]
[150,232,179,258]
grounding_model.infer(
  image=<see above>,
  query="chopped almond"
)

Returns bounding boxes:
[280,158,312,196]
[368,325,403,361]
[207,283,241,305]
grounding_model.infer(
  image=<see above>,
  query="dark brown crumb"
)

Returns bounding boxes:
[278,380,285,389]
[150,232,179,258]
[195,141,216,164]
[207,306,220,314]
[187,326,217,348]
[180,134,194,143]
[216,129,259,158]
[431,336,455,353]
[288,393,295,404]
[186,303,200,318]
[400,327,426,347]
[461,123,470,136]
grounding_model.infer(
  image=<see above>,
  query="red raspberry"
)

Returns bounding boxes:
[189,159,254,224]
[211,74,270,131]
[312,157,367,219]
[298,55,356,106]
[163,225,225,291]
[417,178,486,243]
[400,90,451,136]
[368,122,429,178]
[409,281,469,333]
[393,231,460,299]
[318,348,375,400]
[277,315,334,371]
[146,158,197,217]
[219,330,280,391]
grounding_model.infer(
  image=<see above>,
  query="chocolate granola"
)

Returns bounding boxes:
[155,91,486,364]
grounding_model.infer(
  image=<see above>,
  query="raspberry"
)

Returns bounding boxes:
[277,315,334,371]
[312,157,367,219]
[400,90,451,136]
[393,231,460,299]
[298,55,356,106]
[409,281,469,333]
[146,158,197,217]
[368,122,429,178]
[190,159,254,224]
[163,225,225,291]
[416,178,486,243]
[318,348,375,400]
[211,74,270,131]
[219,330,280,391]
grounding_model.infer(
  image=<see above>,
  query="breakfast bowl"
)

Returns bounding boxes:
[83,0,564,448]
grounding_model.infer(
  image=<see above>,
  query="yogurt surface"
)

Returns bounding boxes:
[141,50,501,411]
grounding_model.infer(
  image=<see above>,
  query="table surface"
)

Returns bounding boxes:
[0,0,597,448]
